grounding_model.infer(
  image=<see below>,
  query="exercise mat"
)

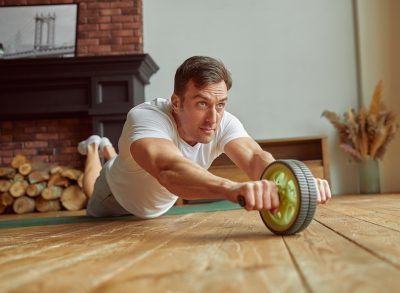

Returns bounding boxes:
[0,200,241,229]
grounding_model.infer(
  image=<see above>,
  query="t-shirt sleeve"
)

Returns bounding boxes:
[217,111,250,151]
[126,106,175,144]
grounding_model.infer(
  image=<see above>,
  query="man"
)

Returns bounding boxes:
[79,56,331,218]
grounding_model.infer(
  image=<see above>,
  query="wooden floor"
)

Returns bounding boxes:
[0,194,399,293]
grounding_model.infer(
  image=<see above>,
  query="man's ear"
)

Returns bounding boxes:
[171,94,181,113]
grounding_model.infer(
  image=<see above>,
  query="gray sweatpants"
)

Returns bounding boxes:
[86,168,131,217]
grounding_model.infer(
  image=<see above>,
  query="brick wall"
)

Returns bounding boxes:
[0,0,143,169]
[0,0,143,56]
[0,118,92,169]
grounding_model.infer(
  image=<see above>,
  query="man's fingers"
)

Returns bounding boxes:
[269,182,279,211]
[237,180,280,212]
[314,178,331,204]
[262,180,271,210]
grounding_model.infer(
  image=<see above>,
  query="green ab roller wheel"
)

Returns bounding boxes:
[238,159,317,235]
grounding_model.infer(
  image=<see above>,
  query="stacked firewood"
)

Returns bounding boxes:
[0,154,87,214]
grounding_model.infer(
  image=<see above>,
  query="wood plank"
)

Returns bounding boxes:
[0,215,198,292]
[285,220,400,292]
[323,201,400,232]
[0,210,305,292]
[315,207,400,268]
[329,194,400,217]
[91,210,306,292]
[1,194,400,292]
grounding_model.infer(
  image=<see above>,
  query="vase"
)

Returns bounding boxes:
[358,159,381,194]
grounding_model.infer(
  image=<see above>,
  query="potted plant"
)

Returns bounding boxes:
[322,80,398,193]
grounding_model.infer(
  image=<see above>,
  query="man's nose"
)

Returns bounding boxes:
[206,106,217,123]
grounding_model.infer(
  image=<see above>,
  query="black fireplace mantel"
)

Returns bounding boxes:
[0,54,159,148]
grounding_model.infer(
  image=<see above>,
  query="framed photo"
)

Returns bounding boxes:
[0,4,78,59]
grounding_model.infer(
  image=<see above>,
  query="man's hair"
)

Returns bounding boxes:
[174,56,232,99]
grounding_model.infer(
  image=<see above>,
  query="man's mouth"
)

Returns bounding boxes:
[200,127,215,134]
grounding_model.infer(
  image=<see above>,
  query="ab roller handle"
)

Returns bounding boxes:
[238,159,317,235]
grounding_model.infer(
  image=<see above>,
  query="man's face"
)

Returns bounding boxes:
[172,80,228,146]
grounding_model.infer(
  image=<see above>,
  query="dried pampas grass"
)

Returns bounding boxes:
[322,80,398,161]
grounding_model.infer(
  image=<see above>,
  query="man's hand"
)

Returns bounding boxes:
[314,178,331,204]
[228,180,280,213]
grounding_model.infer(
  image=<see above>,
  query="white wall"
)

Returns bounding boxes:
[143,0,360,194]
[356,0,400,192]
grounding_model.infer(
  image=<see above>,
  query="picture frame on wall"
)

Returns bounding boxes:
[0,4,78,59]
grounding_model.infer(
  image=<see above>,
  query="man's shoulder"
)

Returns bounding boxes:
[220,110,242,127]
[129,98,172,117]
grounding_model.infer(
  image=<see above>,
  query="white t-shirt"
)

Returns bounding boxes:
[104,98,249,219]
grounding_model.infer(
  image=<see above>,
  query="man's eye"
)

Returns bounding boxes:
[217,103,225,109]
[198,102,207,107]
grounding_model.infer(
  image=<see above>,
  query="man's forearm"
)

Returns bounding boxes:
[157,158,235,200]
[247,150,275,180]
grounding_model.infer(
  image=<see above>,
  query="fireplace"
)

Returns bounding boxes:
[0,54,158,168]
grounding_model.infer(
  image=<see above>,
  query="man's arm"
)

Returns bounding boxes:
[224,137,331,203]
[224,137,275,180]
[130,137,279,211]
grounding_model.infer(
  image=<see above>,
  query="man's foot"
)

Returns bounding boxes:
[77,135,101,155]
[99,137,117,159]
[99,137,113,153]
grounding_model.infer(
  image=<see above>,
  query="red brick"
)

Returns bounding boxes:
[88,2,110,9]
[4,0,27,4]
[110,1,133,8]
[88,16,111,24]
[17,148,37,156]
[122,37,135,44]
[111,30,134,37]
[78,9,98,18]
[87,31,110,38]
[27,0,51,4]
[59,133,83,140]
[0,135,12,143]
[122,22,136,29]
[24,126,47,133]
[78,30,89,38]
[31,156,49,163]
[0,142,23,150]
[60,146,78,154]
[2,157,12,166]
[79,24,99,32]
[36,119,59,127]
[87,45,111,53]
[50,154,81,163]
[77,46,88,55]
[78,38,99,46]
[15,120,34,128]
[24,141,48,148]
[38,148,55,156]
[35,133,58,140]
[0,150,13,157]
[99,37,122,45]
[47,125,72,132]
[13,133,33,141]
[111,44,135,52]
[111,15,134,23]
[47,141,63,148]
[99,23,122,31]
[121,8,135,15]
[54,0,73,3]
[0,121,13,130]
[99,8,121,16]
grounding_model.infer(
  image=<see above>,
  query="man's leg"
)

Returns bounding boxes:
[83,143,102,198]
[78,135,102,198]
[80,136,131,217]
